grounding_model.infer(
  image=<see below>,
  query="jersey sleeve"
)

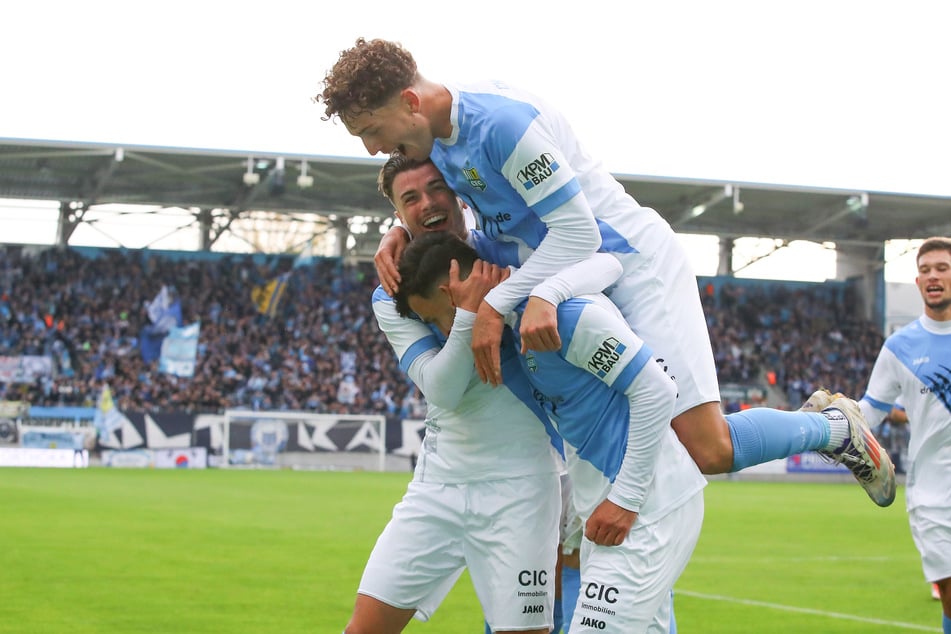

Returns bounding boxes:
[481,113,602,315]
[560,297,675,513]
[531,253,623,306]
[859,345,905,428]
[372,288,475,410]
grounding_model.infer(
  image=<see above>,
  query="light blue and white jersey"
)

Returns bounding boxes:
[861,315,951,510]
[511,292,706,523]
[432,80,672,314]
[371,230,559,484]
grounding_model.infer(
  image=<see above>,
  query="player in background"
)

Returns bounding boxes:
[316,37,896,508]
[346,157,624,634]
[852,237,951,633]
[395,231,706,633]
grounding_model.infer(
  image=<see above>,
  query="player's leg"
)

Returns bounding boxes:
[552,550,565,634]
[347,480,467,632]
[570,490,703,633]
[907,505,951,632]
[345,595,416,634]
[936,577,951,634]
[561,552,580,633]
[468,472,560,634]
[609,231,895,504]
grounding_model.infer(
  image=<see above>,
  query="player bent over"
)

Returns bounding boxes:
[344,174,623,634]
[396,231,706,633]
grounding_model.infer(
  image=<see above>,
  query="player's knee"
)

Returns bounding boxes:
[672,412,733,474]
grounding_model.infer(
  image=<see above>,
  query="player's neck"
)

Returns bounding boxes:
[418,78,453,139]
[924,306,951,322]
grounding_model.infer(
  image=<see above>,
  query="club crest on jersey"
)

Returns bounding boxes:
[518,152,560,190]
[587,337,626,378]
[462,166,486,191]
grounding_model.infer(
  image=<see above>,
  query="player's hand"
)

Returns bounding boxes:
[473,300,505,386]
[447,259,506,313]
[374,226,411,296]
[519,296,561,354]
[584,499,637,547]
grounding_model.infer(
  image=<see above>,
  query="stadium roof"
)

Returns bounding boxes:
[2,137,950,248]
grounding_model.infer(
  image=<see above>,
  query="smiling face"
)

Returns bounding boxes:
[342,91,435,161]
[390,161,468,239]
[916,246,951,319]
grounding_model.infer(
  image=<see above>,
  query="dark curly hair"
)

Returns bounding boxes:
[315,38,418,122]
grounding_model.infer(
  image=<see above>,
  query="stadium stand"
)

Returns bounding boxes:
[0,245,414,420]
[1,243,887,420]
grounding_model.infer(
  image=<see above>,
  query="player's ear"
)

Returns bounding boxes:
[401,88,421,114]
[436,277,456,307]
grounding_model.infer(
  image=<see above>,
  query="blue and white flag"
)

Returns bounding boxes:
[159,322,200,378]
[141,286,184,363]
[147,285,183,333]
[293,242,314,269]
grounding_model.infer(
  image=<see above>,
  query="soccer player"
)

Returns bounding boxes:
[316,37,897,508]
[347,158,624,634]
[854,237,951,634]
[394,230,706,632]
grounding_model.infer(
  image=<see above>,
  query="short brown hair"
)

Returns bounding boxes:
[377,152,435,203]
[315,38,417,121]
[917,236,951,264]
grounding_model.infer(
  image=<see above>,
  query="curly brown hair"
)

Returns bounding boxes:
[315,38,418,122]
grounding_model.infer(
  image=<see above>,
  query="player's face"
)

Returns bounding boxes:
[392,163,468,239]
[408,284,455,337]
[916,249,951,316]
[343,91,435,160]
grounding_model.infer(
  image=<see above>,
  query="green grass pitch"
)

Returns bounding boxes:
[0,468,940,633]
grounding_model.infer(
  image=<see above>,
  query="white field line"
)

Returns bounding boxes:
[676,590,941,632]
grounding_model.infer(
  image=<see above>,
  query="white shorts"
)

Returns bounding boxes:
[357,472,561,628]
[570,491,704,633]
[908,504,951,582]
[608,229,720,416]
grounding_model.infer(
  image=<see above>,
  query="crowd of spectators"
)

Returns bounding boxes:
[1,245,887,422]
[701,281,884,407]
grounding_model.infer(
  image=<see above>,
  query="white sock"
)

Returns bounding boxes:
[822,408,851,451]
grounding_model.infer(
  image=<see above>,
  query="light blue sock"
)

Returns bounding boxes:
[669,589,677,634]
[727,410,830,472]
[943,612,950,634]
[562,564,580,633]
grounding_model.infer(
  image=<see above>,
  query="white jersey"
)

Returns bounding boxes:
[860,314,951,510]
[433,80,675,316]
[373,287,560,483]
[512,292,706,524]
[431,80,721,415]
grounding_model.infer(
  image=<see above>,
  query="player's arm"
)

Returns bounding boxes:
[563,299,676,546]
[374,225,412,296]
[858,345,905,428]
[372,288,472,410]
[473,115,602,383]
[519,252,623,353]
